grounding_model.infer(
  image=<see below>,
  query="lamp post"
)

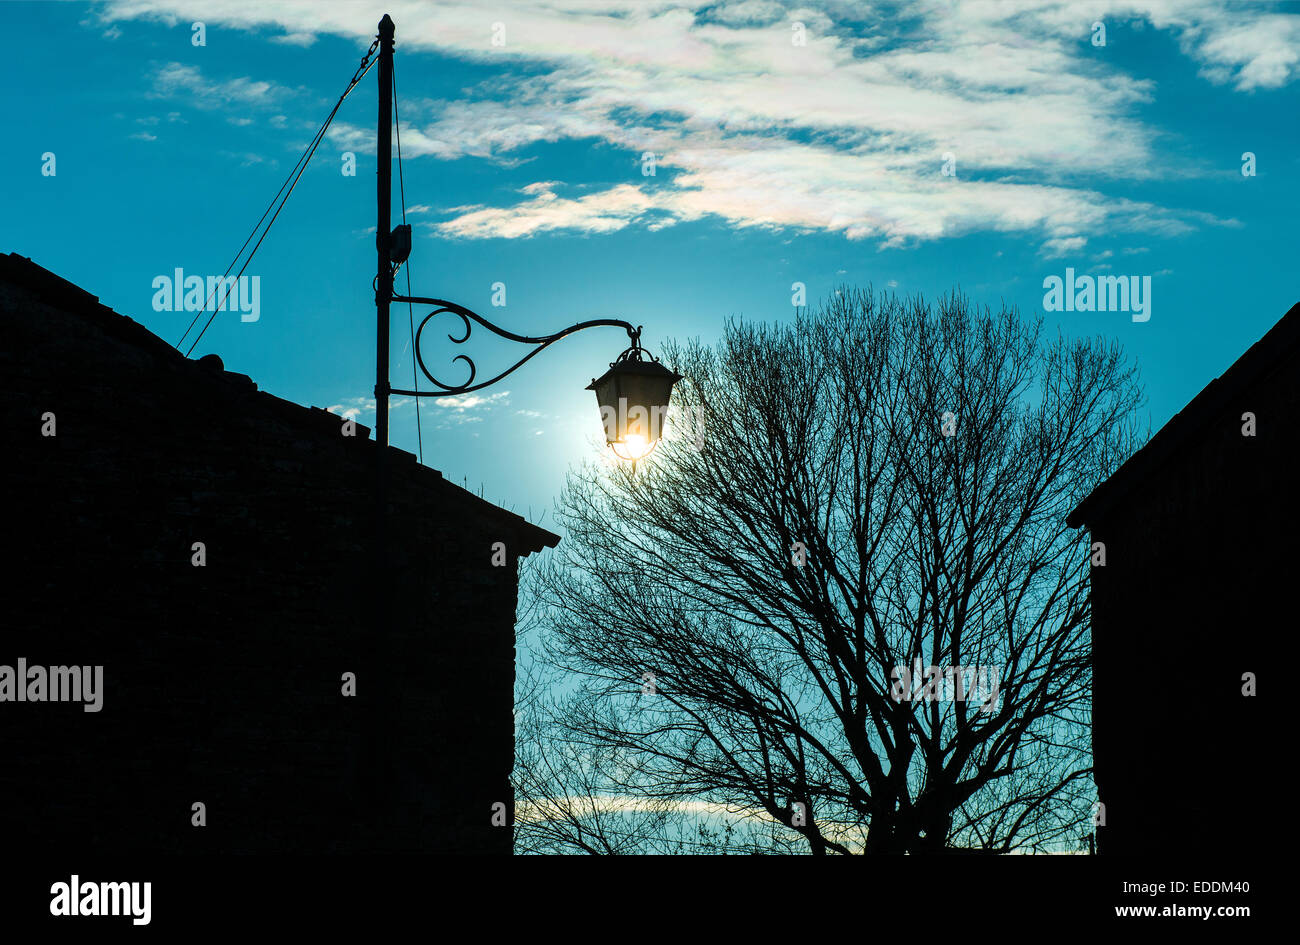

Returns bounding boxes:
[372,14,680,457]
[367,14,680,838]
[375,14,395,456]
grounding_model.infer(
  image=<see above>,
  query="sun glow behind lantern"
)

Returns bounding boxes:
[610,432,654,461]
[587,342,683,463]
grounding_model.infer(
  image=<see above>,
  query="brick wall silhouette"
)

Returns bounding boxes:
[0,254,557,853]
[1070,302,1295,855]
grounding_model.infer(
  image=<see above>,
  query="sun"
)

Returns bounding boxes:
[610,432,655,461]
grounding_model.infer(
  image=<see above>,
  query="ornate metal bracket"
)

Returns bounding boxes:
[388,294,645,397]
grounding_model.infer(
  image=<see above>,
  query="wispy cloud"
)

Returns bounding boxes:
[436,183,659,239]
[328,390,513,427]
[327,396,372,420]
[271,31,317,47]
[433,390,511,414]
[1040,236,1088,259]
[147,61,299,110]
[105,1,1295,249]
[327,395,418,419]
[217,150,276,167]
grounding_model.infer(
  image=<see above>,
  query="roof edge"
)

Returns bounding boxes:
[2,252,561,554]
[1068,299,1300,529]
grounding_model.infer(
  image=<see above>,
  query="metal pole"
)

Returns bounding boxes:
[375,13,394,447]
[366,12,395,845]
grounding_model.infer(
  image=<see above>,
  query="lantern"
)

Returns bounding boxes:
[586,344,682,461]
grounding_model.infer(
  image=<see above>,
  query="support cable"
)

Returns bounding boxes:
[393,60,424,465]
[178,37,381,356]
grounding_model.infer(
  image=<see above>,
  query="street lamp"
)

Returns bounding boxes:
[372,14,679,461]
[586,330,684,461]
[365,15,679,811]
[384,296,681,462]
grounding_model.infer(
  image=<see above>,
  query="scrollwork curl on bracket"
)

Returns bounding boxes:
[388,294,643,398]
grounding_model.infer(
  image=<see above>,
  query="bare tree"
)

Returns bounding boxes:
[512,655,785,854]
[521,288,1142,854]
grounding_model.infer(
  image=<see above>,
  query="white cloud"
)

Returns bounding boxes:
[148,62,299,110]
[1117,1,1300,91]
[327,395,417,419]
[709,0,787,26]
[104,1,1290,247]
[327,397,372,420]
[437,183,657,239]
[272,30,317,47]
[1040,236,1088,258]
[434,389,510,409]
[217,150,274,167]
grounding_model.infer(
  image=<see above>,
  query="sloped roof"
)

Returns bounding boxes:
[1068,299,1300,528]
[0,252,560,555]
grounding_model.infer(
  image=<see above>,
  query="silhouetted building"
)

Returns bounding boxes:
[0,253,558,853]
[1069,301,1295,855]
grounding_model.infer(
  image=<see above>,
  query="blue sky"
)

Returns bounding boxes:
[2,0,1298,530]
